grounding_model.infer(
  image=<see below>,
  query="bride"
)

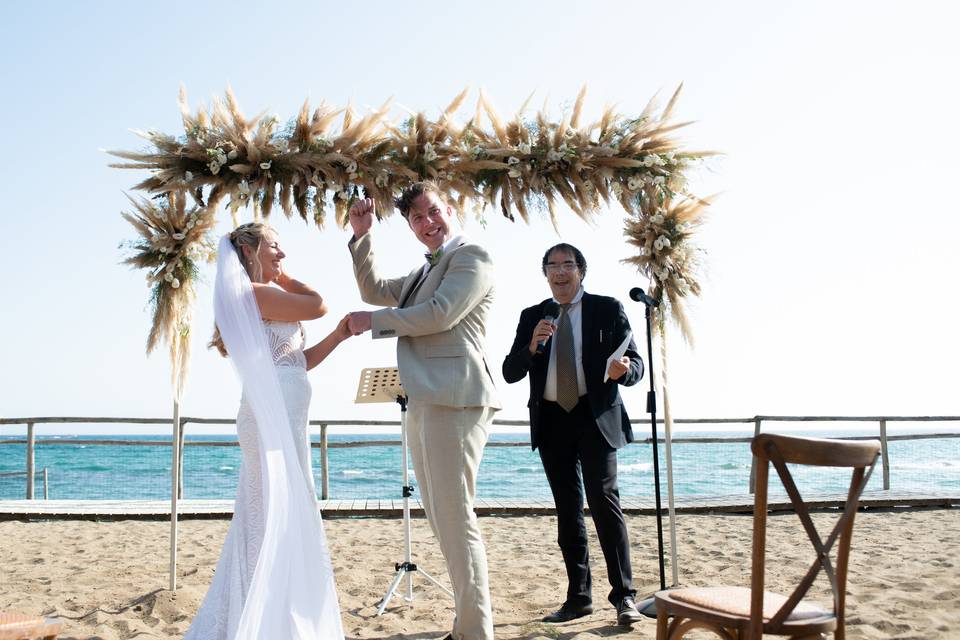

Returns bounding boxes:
[186,222,351,640]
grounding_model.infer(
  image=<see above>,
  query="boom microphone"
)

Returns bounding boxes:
[536,301,562,354]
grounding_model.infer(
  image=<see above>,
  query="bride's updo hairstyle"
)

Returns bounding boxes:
[209,222,275,356]
[229,222,274,284]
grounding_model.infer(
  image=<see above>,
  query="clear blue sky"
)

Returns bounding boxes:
[1,1,958,434]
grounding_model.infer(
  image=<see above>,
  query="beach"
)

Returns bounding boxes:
[1,509,956,639]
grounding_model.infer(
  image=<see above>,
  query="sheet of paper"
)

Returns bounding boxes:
[603,330,633,383]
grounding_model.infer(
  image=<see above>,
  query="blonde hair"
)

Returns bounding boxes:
[209,222,275,356]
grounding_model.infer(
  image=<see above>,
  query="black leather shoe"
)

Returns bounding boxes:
[616,596,643,626]
[542,602,593,623]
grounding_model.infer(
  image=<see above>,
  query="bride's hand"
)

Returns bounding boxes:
[336,314,354,341]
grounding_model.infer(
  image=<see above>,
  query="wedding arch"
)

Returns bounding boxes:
[111,85,715,590]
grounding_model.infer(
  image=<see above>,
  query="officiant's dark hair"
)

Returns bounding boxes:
[542,243,587,279]
[395,181,449,218]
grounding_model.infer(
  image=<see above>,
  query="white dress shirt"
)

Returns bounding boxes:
[543,287,588,402]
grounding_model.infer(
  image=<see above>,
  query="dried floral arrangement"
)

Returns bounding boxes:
[113,85,714,384]
[119,190,217,396]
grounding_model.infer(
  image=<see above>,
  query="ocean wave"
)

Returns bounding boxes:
[621,462,653,473]
[218,465,235,472]
[338,469,364,477]
[890,461,960,471]
[719,462,749,470]
[512,466,539,474]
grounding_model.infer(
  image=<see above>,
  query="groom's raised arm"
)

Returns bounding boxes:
[348,232,407,306]
[347,198,406,306]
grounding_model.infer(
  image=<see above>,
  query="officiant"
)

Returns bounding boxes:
[501,243,645,626]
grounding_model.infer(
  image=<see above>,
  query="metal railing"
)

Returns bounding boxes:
[1,415,958,500]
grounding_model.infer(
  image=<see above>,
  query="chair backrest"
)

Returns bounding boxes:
[749,433,880,637]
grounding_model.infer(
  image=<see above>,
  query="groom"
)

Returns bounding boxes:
[346,182,500,640]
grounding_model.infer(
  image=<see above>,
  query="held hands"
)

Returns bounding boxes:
[347,311,372,335]
[607,356,630,381]
[528,319,557,355]
[334,314,353,341]
[348,198,375,239]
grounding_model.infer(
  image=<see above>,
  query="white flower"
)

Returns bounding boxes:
[611,182,623,197]
[423,142,438,162]
[184,171,194,181]
[518,142,531,155]
[171,278,181,289]
[652,175,666,186]
[227,149,238,160]
[546,148,563,163]
[665,151,675,162]
[657,267,670,281]
[508,168,521,179]
[375,173,388,188]
[164,273,173,282]
[316,134,333,147]
[186,221,195,230]
[346,160,358,174]
[172,232,185,241]
[507,156,520,165]
[337,190,350,200]
[260,161,272,170]
[215,149,227,164]
[627,176,642,191]
[208,161,221,175]
[471,145,483,158]
[653,235,672,251]
[651,214,665,225]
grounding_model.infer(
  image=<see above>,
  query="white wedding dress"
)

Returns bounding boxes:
[185,320,344,640]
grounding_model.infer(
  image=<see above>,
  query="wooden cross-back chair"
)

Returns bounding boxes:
[655,433,880,639]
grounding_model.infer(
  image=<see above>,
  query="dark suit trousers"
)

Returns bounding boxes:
[538,398,635,607]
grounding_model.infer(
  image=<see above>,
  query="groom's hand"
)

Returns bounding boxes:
[347,311,372,335]
[348,198,374,239]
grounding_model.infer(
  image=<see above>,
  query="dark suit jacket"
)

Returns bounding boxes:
[502,292,644,450]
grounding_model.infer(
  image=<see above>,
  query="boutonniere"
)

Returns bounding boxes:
[424,248,444,267]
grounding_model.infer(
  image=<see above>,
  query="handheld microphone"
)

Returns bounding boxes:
[629,287,657,307]
[536,301,562,354]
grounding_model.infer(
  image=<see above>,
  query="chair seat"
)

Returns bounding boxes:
[0,611,61,640]
[666,586,829,622]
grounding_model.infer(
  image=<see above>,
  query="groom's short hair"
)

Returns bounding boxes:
[395,181,448,218]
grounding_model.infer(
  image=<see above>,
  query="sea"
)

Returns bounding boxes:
[1,430,957,502]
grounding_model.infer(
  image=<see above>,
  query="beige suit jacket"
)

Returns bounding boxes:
[349,233,501,409]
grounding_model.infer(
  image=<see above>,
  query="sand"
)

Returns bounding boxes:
[1,509,957,639]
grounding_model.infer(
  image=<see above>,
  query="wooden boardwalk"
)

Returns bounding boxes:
[0,490,955,520]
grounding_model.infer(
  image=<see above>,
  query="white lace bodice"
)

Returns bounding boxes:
[264,320,307,368]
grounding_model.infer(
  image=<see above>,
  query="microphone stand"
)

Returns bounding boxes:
[629,287,667,618]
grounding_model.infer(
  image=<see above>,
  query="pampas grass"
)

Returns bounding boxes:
[113,84,716,385]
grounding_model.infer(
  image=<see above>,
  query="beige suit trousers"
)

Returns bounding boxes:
[407,401,496,640]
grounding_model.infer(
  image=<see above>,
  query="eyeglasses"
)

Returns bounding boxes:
[545,261,579,273]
